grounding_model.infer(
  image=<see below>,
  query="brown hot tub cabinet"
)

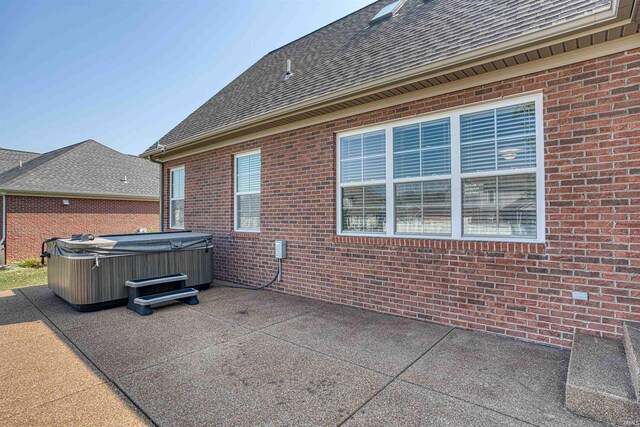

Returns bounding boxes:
[46,232,213,311]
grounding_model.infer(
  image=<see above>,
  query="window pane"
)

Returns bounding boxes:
[341,131,385,183]
[248,170,261,192]
[236,155,251,175]
[238,194,260,230]
[461,109,496,173]
[395,181,451,235]
[395,182,422,234]
[421,119,450,150]
[237,153,260,193]
[423,180,451,234]
[341,135,362,160]
[393,124,420,152]
[496,103,536,170]
[342,187,364,232]
[394,150,420,178]
[364,185,386,208]
[171,199,184,228]
[497,136,536,170]
[498,174,536,238]
[394,119,450,178]
[341,159,362,183]
[462,174,536,238]
[462,177,497,236]
[171,169,184,199]
[421,147,450,176]
[363,131,385,156]
[496,102,535,138]
[421,119,450,176]
[363,156,385,181]
[462,102,536,173]
[342,185,386,232]
[393,124,420,179]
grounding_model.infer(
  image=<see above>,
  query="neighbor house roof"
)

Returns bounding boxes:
[0,140,159,199]
[0,148,40,175]
[144,0,623,156]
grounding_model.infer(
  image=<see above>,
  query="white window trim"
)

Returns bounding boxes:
[336,93,545,243]
[169,165,185,230]
[234,149,261,232]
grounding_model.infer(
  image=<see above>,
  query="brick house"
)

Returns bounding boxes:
[1,140,159,263]
[142,0,639,349]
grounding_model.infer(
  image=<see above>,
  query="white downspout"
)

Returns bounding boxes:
[1,194,6,265]
[147,156,164,231]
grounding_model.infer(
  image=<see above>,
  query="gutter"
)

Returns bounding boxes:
[143,0,632,160]
[0,189,159,202]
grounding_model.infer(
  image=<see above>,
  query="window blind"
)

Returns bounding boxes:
[235,152,261,231]
[341,130,386,183]
[337,96,542,242]
[461,102,536,173]
[393,118,450,178]
[462,174,536,238]
[170,168,185,229]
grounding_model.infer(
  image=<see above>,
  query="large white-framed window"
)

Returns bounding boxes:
[169,166,185,229]
[336,93,545,243]
[234,150,261,232]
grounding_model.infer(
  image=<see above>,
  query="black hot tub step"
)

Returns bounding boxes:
[125,273,188,288]
[134,288,199,306]
[128,288,199,316]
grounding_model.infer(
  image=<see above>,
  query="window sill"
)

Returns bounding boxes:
[231,230,261,239]
[332,235,545,253]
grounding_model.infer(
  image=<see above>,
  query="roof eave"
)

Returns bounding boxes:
[0,188,159,201]
[143,0,634,160]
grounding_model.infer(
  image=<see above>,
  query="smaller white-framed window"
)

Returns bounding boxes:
[234,150,261,232]
[169,166,185,229]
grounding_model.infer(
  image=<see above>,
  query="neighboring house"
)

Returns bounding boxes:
[1,140,159,264]
[142,0,640,348]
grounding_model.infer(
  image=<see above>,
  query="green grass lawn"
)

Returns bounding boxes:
[0,266,48,291]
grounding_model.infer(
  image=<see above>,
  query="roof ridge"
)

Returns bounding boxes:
[0,140,89,186]
[0,147,41,155]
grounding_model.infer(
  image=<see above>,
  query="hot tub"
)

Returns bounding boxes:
[45,232,213,311]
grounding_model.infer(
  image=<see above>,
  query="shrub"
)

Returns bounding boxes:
[16,258,44,269]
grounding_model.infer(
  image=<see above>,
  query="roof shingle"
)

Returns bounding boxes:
[149,0,611,152]
[0,140,159,198]
[0,148,40,175]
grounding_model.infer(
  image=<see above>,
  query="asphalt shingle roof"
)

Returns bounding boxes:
[0,140,159,198]
[149,0,612,152]
[0,149,40,175]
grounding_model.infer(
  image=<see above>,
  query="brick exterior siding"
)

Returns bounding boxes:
[163,48,640,348]
[5,196,159,263]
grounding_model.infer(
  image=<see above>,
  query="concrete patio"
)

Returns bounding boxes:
[1,285,604,426]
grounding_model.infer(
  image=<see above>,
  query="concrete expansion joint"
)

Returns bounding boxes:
[338,327,461,426]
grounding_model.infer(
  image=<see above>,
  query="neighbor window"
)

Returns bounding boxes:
[235,150,261,231]
[170,166,185,229]
[337,94,544,242]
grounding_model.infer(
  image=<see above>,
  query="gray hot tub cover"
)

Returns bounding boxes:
[52,232,213,257]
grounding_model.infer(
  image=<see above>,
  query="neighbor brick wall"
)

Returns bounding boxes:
[163,47,640,348]
[5,196,159,263]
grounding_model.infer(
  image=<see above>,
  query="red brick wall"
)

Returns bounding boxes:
[163,48,640,348]
[5,196,159,263]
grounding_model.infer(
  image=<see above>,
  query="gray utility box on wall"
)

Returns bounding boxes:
[275,240,287,259]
